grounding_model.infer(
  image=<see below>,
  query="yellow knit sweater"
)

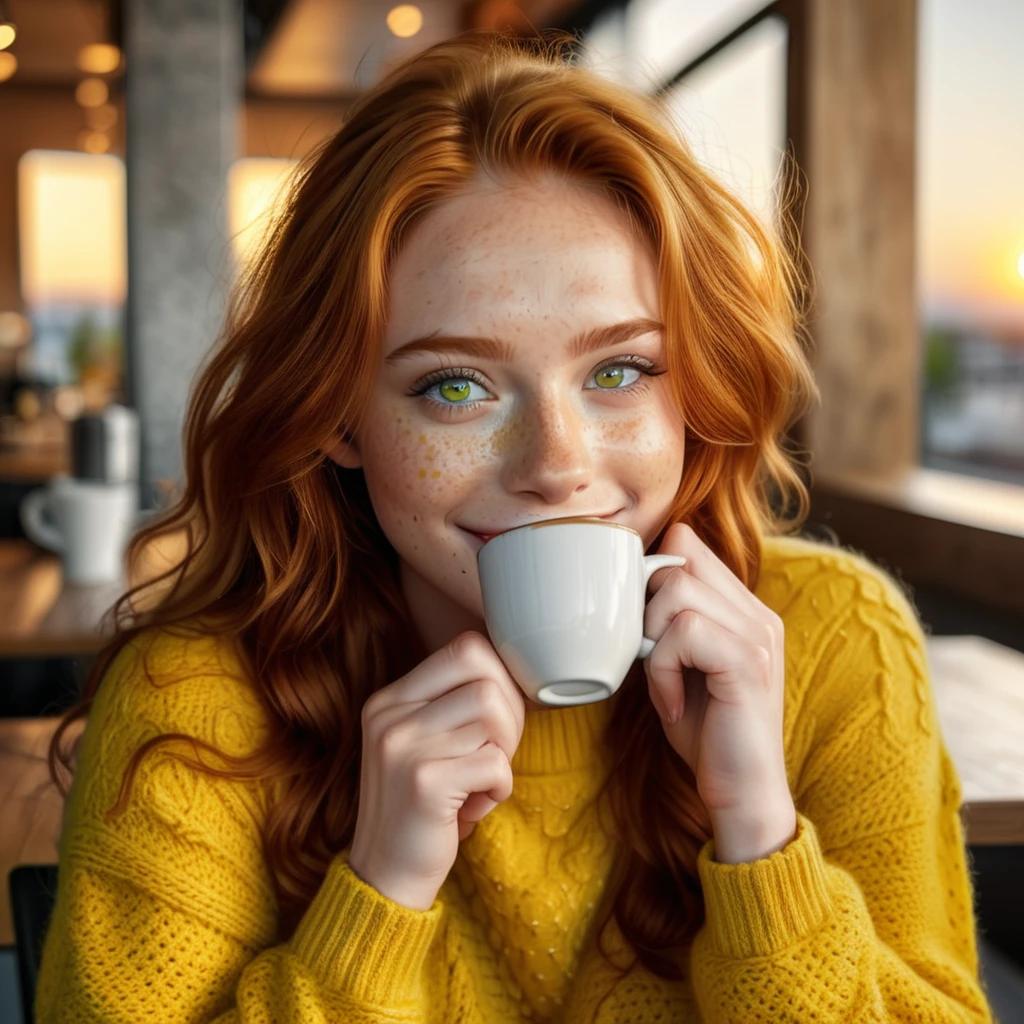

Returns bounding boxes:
[37,535,993,1022]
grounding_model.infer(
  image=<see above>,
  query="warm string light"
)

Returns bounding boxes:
[386,5,423,38]
[73,43,122,154]
[85,104,118,132]
[0,22,15,51]
[0,311,31,349]
[75,77,109,108]
[77,43,120,74]
[78,131,111,154]
[0,49,15,83]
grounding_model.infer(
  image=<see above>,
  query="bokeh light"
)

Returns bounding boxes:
[53,386,86,420]
[78,131,110,154]
[77,43,121,75]
[75,78,109,108]
[0,311,31,349]
[85,103,118,132]
[386,5,424,38]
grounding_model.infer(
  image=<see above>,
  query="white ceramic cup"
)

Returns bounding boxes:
[20,476,142,584]
[477,517,687,706]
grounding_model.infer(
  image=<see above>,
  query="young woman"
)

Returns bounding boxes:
[38,30,992,1024]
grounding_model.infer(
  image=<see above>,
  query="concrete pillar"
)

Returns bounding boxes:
[124,0,242,504]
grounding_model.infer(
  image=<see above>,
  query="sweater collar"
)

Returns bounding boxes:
[510,688,621,775]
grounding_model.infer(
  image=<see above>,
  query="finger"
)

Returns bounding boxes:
[644,564,767,649]
[650,523,755,610]
[419,720,492,760]
[643,657,675,722]
[645,639,685,724]
[646,611,764,720]
[407,677,522,762]
[368,631,525,733]
[646,658,709,742]
[441,741,514,806]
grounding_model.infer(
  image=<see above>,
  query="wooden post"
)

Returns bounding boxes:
[802,0,919,478]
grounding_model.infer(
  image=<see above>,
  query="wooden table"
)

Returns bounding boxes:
[926,635,1024,846]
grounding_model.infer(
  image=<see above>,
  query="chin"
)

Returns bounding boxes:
[399,554,487,629]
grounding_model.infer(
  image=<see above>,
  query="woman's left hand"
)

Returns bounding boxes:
[643,522,797,863]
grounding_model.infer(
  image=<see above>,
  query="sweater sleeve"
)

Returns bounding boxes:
[35,632,446,1023]
[688,575,994,1023]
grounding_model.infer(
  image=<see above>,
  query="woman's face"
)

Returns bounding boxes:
[327,172,686,647]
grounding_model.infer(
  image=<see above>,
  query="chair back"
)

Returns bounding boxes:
[9,864,59,1024]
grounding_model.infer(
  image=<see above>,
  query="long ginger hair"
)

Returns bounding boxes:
[51,29,818,981]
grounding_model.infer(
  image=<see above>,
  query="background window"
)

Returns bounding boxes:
[917,0,1024,485]
[17,150,126,401]
[227,156,299,272]
[659,15,788,224]
[583,4,788,225]
[626,0,775,87]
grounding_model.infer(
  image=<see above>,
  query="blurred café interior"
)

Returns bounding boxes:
[0,0,1023,1018]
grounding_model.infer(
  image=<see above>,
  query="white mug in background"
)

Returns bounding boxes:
[477,517,687,707]
[20,476,143,584]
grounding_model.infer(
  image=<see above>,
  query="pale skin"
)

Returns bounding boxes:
[327,170,795,911]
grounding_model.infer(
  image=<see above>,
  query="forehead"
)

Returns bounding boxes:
[384,176,659,345]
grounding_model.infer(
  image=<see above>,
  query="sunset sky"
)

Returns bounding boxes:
[917,0,1024,330]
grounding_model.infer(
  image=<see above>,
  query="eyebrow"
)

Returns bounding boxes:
[384,316,665,365]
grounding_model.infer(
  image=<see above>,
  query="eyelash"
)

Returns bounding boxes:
[409,355,667,415]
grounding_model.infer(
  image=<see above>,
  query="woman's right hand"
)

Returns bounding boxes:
[348,631,526,911]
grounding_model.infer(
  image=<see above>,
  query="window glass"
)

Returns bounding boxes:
[580,7,630,85]
[918,0,1024,485]
[660,16,788,222]
[228,157,299,271]
[17,150,126,388]
[625,0,772,87]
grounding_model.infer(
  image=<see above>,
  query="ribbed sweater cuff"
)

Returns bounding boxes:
[289,853,443,1004]
[697,812,831,959]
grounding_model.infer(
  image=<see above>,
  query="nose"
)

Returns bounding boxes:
[499,396,593,504]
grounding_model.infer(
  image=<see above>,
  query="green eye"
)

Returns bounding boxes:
[438,380,472,402]
[595,366,626,388]
[413,371,489,409]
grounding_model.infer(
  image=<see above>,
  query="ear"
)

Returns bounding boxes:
[323,431,362,470]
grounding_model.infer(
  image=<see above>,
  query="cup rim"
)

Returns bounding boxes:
[480,515,640,547]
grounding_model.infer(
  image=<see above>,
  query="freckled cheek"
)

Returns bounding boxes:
[597,413,685,489]
[366,427,493,499]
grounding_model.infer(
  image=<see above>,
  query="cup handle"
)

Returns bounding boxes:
[20,489,65,554]
[637,553,688,659]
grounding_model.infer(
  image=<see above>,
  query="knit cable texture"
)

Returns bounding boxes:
[35,535,994,1022]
